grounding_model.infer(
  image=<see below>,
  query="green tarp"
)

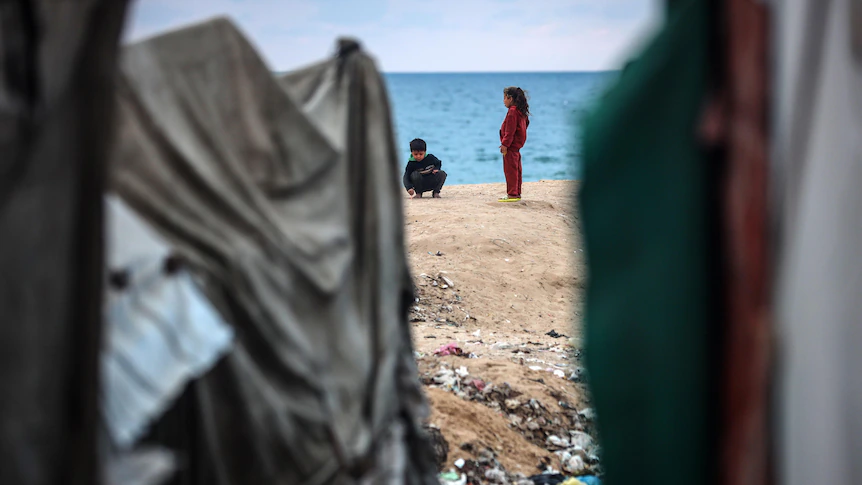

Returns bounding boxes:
[578,1,718,484]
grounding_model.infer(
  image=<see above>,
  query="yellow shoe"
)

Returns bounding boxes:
[497,197,521,203]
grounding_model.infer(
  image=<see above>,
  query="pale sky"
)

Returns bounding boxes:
[125,0,662,73]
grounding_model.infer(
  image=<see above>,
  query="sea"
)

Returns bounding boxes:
[383,72,618,186]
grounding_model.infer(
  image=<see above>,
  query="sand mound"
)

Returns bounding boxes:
[427,387,552,473]
[405,181,596,478]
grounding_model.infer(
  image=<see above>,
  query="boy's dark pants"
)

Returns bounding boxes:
[410,170,447,195]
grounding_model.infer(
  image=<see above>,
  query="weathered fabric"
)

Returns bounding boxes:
[0,1,131,484]
[770,0,862,484]
[102,446,176,485]
[110,19,435,485]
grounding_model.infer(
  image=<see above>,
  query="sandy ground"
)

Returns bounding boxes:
[405,180,593,476]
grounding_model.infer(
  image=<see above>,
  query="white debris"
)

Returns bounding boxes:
[579,408,596,420]
[547,435,569,448]
[564,454,586,474]
[505,399,521,410]
[570,431,594,450]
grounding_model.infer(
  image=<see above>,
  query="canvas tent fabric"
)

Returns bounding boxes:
[578,1,720,484]
[0,1,131,484]
[109,18,436,485]
[770,0,862,483]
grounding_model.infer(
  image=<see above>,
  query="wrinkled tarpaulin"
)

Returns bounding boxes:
[109,18,436,485]
[0,1,131,484]
[771,0,862,484]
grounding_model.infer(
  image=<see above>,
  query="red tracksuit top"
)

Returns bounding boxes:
[500,106,528,151]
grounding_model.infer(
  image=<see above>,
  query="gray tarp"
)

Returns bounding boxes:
[110,18,435,484]
[0,1,131,484]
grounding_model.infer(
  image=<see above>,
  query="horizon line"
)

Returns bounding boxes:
[382,69,619,75]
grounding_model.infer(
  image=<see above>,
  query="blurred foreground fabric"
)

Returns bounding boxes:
[0,1,131,484]
[578,2,718,485]
[1,8,435,485]
[579,0,862,484]
[771,0,862,484]
[106,18,436,485]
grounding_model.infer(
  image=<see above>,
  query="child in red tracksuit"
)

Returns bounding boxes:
[499,86,530,202]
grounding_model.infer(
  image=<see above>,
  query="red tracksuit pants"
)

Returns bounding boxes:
[503,149,522,198]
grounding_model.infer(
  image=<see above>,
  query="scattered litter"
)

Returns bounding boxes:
[546,330,569,339]
[438,471,465,485]
[425,424,449,469]
[441,447,526,485]
[570,431,594,450]
[469,379,486,391]
[564,454,586,474]
[434,342,465,356]
[473,329,481,337]
[440,275,455,287]
[485,468,507,482]
[569,367,587,382]
[528,474,568,485]
[455,366,469,378]
[547,435,568,448]
[432,367,459,390]
[419,361,602,477]
[562,478,586,485]
[575,476,601,485]
[454,458,465,469]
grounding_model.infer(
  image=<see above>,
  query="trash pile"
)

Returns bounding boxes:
[425,424,450,469]
[422,361,603,480]
[544,431,601,475]
[410,266,601,483]
[437,447,530,485]
[436,446,603,485]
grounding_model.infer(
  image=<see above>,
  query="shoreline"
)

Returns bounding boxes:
[434,178,578,188]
